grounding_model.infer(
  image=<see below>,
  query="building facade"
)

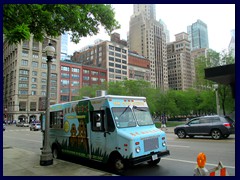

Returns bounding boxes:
[128,51,151,81]
[128,4,168,90]
[59,60,107,103]
[3,36,61,122]
[187,19,209,50]
[167,32,194,90]
[71,40,128,82]
[228,29,235,59]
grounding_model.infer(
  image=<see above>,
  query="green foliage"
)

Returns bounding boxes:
[4,4,120,44]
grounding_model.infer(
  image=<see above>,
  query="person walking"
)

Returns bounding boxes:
[161,115,167,131]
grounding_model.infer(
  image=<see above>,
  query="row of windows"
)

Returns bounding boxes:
[61,66,80,72]
[21,60,57,70]
[109,56,127,64]
[109,51,127,59]
[108,45,127,54]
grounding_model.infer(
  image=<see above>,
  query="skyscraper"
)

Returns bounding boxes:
[187,19,209,50]
[167,32,194,90]
[128,4,168,90]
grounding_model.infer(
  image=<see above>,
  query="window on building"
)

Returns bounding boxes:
[32,84,37,89]
[32,71,37,76]
[109,45,114,50]
[72,67,80,73]
[33,52,39,59]
[115,47,121,52]
[22,50,29,57]
[32,78,37,83]
[115,53,121,57]
[51,64,56,70]
[41,63,47,69]
[32,62,38,68]
[42,72,47,77]
[30,102,36,111]
[61,66,70,71]
[91,71,98,76]
[19,69,29,75]
[21,59,28,66]
[83,69,90,74]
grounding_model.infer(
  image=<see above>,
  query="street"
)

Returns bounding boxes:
[3,125,235,176]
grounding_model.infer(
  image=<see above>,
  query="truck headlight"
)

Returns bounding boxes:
[162,141,166,147]
[135,146,141,153]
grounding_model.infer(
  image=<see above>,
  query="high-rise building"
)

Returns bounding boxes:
[187,19,209,50]
[128,4,168,90]
[167,32,194,90]
[61,32,69,60]
[3,36,61,122]
[71,39,128,82]
[228,29,235,58]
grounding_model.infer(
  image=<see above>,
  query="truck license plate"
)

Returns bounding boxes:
[152,154,158,161]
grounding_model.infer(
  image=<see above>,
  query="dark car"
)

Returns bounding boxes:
[174,115,235,140]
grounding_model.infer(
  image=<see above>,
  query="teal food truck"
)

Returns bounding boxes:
[44,95,170,172]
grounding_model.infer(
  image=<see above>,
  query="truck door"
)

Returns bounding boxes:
[89,110,106,161]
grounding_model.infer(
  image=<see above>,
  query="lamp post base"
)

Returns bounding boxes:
[40,152,53,166]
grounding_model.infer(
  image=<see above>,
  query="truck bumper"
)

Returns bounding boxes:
[126,150,170,166]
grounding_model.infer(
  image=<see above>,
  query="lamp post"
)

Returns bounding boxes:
[40,43,55,166]
[213,84,220,115]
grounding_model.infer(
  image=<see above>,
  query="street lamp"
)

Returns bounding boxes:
[40,42,55,166]
[213,84,220,115]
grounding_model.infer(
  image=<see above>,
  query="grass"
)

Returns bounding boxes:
[154,121,185,128]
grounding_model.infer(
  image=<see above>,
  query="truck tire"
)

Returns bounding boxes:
[52,144,62,159]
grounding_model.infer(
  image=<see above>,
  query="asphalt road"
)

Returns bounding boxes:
[3,125,235,176]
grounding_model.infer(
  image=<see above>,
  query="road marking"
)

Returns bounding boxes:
[162,157,235,169]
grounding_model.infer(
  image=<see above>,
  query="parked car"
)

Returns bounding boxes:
[174,115,235,140]
[3,123,6,131]
[16,122,24,127]
[23,123,30,127]
[30,123,41,131]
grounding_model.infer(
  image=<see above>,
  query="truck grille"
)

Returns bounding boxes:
[143,137,159,152]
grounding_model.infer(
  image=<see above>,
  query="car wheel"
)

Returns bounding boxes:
[147,158,161,166]
[177,129,186,138]
[211,129,222,140]
[109,154,125,173]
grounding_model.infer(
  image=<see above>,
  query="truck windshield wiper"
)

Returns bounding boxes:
[133,106,146,111]
[119,105,130,118]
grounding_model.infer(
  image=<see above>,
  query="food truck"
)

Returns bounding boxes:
[44,95,170,172]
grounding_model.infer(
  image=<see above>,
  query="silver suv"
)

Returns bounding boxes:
[174,115,235,140]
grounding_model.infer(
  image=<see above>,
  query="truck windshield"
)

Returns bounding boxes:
[133,106,154,126]
[112,107,136,128]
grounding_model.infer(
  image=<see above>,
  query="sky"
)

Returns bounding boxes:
[68,4,235,55]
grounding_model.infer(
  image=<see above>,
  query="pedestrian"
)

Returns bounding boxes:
[161,115,167,131]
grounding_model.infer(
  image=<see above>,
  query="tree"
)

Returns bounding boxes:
[3,4,120,44]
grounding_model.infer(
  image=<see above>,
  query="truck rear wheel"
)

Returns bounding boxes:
[52,145,61,159]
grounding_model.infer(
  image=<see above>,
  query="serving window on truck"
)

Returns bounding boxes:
[50,111,63,129]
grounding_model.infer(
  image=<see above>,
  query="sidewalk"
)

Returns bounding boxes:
[3,145,115,176]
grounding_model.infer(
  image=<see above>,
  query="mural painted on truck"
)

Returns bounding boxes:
[53,100,112,162]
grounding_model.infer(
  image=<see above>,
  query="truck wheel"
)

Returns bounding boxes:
[52,145,61,159]
[148,158,161,166]
[109,155,125,173]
